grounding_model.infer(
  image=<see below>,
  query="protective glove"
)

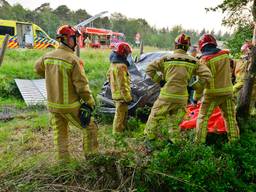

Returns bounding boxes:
[159,80,166,87]
[86,97,95,110]
[80,103,92,128]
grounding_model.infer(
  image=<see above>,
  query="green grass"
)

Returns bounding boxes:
[0,47,256,191]
[0,46,155,100]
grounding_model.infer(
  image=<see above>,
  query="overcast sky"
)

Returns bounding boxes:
[7,0,229,32]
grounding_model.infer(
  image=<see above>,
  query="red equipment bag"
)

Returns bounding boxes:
[179,103,227,133]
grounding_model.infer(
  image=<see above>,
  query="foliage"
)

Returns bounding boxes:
[135,119,256,192]
[206,0,253,27]
[0,115,256,191]
[208,1,256,56]
[226,24,253,57]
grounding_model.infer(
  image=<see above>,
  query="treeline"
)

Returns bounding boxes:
[0,0,231,48]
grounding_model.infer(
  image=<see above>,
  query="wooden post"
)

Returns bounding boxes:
[75,44,80,57]
[236,0,256,121]
[140,39,144,55]
[0,34,10,67]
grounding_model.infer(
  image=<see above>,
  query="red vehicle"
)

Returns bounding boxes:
[78,27,125,48]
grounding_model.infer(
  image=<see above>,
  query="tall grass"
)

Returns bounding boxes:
[0,46,154,100]
[0,48,111,100]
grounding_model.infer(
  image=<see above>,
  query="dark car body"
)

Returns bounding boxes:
[97,51,171,113]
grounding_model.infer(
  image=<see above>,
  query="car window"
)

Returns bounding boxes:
[0,26,15,36]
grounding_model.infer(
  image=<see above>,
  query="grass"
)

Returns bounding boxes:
[0,47,256,191]
[0,46,156,100]
[0,47,150,191]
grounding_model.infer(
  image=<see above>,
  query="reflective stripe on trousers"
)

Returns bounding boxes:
[113,101,128,134]
[50,110,98,160]
[145,98,186,143]
[195,95,240,143]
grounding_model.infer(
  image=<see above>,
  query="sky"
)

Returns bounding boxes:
[7,0,229,32]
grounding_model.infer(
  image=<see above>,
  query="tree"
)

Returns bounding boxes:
[206,0,253,27]
[210,0,256,123]
[54,5,72,22]
[73,9,90,24]
[236,1,256,121]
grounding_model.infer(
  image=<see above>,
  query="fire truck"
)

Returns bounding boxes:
[74,11,126,49]
[78,27,125,48]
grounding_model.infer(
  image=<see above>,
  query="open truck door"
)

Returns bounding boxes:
[16,23,34,48]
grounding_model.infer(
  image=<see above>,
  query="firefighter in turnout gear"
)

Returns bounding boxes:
[108,42,132,134]
[35,25,98,160]
[195,34,240,143]
[144,34,212,143]
[233,41,256,114]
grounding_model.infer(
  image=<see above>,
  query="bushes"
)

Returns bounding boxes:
[0,74,21,98]
[134,119,256,192]
[1,118,256,191]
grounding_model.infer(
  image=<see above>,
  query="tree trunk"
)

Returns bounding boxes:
[236,0,256,123]
[237,46,256,119]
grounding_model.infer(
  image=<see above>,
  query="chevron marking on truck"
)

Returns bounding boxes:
[7,36,18,48]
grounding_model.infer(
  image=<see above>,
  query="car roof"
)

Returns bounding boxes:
[135,51,172,72]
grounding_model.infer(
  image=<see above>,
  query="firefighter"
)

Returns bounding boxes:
[144,34,212,144]
[195,34,240,143]
[188,45,198,58]
[108,42,132,134]
[35,25,98,161]
[233,41,256,114]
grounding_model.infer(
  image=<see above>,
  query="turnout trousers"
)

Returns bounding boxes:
[195,95,240,143]
[113,101,128,134]
[144,98,187,143]
[50,108,98,160]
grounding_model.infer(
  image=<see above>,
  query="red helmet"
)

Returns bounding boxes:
[175,33,191,46]
[114,42,132,56]
[56,25,80,40]
[241,41,252,53]
[198,34,217,51]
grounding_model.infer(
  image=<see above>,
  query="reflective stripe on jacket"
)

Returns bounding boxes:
[146,49,212,102]
[200,50,233,96]
[35,45,94,113]
[108,63,132,102]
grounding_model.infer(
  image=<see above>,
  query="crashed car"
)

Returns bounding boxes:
[97,51,171,113]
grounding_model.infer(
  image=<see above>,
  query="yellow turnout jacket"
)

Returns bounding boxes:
[108,63,132,102]
[146,49,212,102]
[35,45,95,113]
